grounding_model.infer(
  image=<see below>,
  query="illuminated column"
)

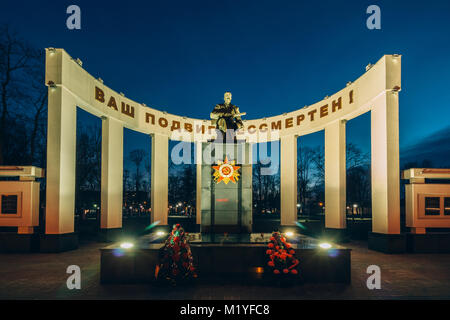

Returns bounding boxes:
[280,135,297,226]
[43,86,78,251]
[324,120,346,229]
[100,117,123,235]
[151,133,169,225]
[371,91,400,234]
[196,141,202,225]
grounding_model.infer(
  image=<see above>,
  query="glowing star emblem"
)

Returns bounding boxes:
[212,156,241,184]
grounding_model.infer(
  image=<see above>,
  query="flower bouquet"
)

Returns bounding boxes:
[155,224,197,286]
[265,231,299,285]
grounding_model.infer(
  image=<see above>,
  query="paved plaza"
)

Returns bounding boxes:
[1,240,450,300]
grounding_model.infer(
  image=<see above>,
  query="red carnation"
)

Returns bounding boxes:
[283,268,289,274]
[270,237,275,241]
[291,269,298,275]
[268,243,274,248]
[268,261,275,267]
[266,249,272,255]
[273,269,280,275]
[289,249,295,254]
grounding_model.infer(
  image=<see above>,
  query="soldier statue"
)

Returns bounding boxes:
[210,92,245,142]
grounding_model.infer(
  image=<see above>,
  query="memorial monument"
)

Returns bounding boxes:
[200,93,252,233]
[41,49,402,253]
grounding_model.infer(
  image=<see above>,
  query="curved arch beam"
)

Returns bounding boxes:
[45,49,401,142]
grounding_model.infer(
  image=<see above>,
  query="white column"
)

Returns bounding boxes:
[151,133,169,225]
[195,141,202,225]
[325,120,347,229]
[371,91,401,234]
[100,117,123,229]
[45,87,77,234]
[280,135,297,226]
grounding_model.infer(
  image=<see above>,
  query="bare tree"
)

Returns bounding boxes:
[76,124,101,191]
[129,149,146,192]
[26,54,47,165]
[346,143,369,170]
[297,145,315,214]
[0,24,42,165]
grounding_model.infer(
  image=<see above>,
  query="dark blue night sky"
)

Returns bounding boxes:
[2,0,450,165]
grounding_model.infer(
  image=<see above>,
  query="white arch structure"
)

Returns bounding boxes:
[44,49,401,249]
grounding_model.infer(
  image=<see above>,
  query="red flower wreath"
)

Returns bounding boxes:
[156,224,197,285]
[265,231,300,276]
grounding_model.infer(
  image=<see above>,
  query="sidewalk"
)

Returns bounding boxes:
[1,240,449,299]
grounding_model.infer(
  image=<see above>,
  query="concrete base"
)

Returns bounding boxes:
[0,232,39,253]
[368,232,406,253]
[299,247,351,283]
[40,233,78,253]
[98,228,123,242]
[100,234,351,284]
[406,232,450,253]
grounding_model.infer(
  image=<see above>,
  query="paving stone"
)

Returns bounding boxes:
[0,240,450,299]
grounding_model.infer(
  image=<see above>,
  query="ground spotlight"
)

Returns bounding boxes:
[285,231,294,237]
[319,242,332,249]
[156,231,165,237]
[120,242,134,249]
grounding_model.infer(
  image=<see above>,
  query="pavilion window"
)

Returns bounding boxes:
[1,195,18,214]
[444,197,450,216]
[424,197,440,216]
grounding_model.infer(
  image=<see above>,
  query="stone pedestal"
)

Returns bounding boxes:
[0,232,39,253]
[40,233,78,253]
[201,141,252,233]
[406,232,450,253]
[368,232,406,253]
